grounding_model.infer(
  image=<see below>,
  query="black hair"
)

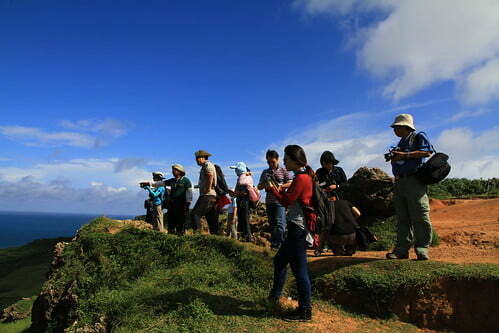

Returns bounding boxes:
[284,145,315,179]
[320,151,337,166]
[266,150,279,160]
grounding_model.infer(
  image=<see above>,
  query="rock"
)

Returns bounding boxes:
[343,167,395,223]
[1,304,30,323]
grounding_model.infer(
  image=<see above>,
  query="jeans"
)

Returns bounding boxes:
[269,222,312,310]
[394,175,433,256]
[237,197,252,240]
[266,203,286,248]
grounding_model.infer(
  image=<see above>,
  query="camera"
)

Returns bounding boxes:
[139,181,150,188]
[263,173,280,188]
[384,147,400,162]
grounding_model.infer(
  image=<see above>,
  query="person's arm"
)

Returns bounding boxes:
[269,175,305,207]
[257,171,266,190]
[145,186,162,199]
[391,150,432,161]
[203,171,215,195]
[351,206,361,218]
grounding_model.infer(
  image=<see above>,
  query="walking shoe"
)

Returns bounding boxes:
[282,308,312,322]
[386,252,409,259]
[416,253,429,261]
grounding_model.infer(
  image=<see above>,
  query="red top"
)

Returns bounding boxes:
[270,173,317,230]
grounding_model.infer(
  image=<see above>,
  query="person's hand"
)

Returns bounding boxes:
[391,151,407,161]
[328,184,337,190]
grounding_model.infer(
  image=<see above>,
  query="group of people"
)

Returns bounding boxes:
[141,113,435,322]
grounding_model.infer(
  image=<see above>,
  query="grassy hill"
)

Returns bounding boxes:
[2,217,499,333]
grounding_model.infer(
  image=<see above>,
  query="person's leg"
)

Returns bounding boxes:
[406,176,432,259]
[275,205,286,247]
[267,204,277,246]
[237,199,251,240]
[154,205,165,233]
[287,224,312,310]
[392,178,413,257]
[166,206,175,234]
[190,196,210,234]
[269,232,291,299]
[204,196,219,235]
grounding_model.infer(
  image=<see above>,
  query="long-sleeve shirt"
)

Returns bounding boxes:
[316,166,348,199]
[163,176,193,202]
[144,186,165,206]
[269,173,316,229]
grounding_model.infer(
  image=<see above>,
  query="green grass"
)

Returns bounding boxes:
[38,217,290,332]
[0,297,35,333]
[0,238,69,309]
[367,217,440,251]
[315,260,499,318]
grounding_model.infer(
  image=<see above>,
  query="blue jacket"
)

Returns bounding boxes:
[145,186,166,206]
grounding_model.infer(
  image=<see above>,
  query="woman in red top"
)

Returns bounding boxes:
[266,145,314,322]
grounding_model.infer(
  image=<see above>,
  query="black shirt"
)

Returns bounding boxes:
[316,166,348,200]
[331,200,358,235]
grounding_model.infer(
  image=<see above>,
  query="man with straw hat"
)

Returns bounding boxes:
[191,150,219,234]
[162,164,193,235]
[386,114,434,261]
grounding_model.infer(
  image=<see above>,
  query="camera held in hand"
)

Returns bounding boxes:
[263,173,280,189]
[139,181,150,188]
[384,147,400,162]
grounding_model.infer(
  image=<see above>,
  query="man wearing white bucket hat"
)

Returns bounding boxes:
[386,114,434,261]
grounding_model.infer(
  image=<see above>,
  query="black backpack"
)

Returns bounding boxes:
[310,181,335,234]
[214,164,230,197]
[410,132,451,185]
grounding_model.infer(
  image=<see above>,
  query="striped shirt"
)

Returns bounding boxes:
[258,166,293,205]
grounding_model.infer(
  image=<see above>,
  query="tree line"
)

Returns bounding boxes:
[428,178,499,199]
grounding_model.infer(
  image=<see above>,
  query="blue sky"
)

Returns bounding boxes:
[0,0,498,214]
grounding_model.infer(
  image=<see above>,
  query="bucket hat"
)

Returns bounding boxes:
[391,114,416,131]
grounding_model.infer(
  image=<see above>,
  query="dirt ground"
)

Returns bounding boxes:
[310,198,499,264]
[296,199,499,333]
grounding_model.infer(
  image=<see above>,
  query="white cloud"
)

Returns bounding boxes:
[449,109,492,122]
[0,118,130,149]
[463,58,499,104]
[294,0,499,104]
[0,126,96,148]
[436,127,499,178]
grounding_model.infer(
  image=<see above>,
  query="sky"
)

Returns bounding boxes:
[0,0,498,215]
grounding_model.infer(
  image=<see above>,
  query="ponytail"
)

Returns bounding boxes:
[304,165,316,181]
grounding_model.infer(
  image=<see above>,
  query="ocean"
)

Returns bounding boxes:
[0,211,133,249]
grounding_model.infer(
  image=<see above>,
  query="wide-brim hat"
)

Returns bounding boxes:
[391,113,416,131]
[172,164,186,175]
[195,150,212,158]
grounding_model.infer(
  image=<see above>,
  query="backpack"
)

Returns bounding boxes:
[214,164,230,197]
[308,181,335,234]
[410,132,451,185]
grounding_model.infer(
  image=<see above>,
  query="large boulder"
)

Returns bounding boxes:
[343,167,395,223]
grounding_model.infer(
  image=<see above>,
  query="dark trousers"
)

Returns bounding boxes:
[237,197,252,239]
[167,200,188,235]
[269,223,312,310]
[267,203,286,248]
[191,195,220,235]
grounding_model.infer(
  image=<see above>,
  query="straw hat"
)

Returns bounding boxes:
[172,164,186,175]
[391,114,416,131]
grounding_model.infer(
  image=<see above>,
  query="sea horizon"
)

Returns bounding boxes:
[0,211,135,249]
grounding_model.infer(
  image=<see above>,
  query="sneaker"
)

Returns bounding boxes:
[386,252,409,259]
[282,308,312,322]
[416,253,429,261]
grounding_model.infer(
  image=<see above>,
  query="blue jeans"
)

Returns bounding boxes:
[267,203,286,248]
[269,223,312,310]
